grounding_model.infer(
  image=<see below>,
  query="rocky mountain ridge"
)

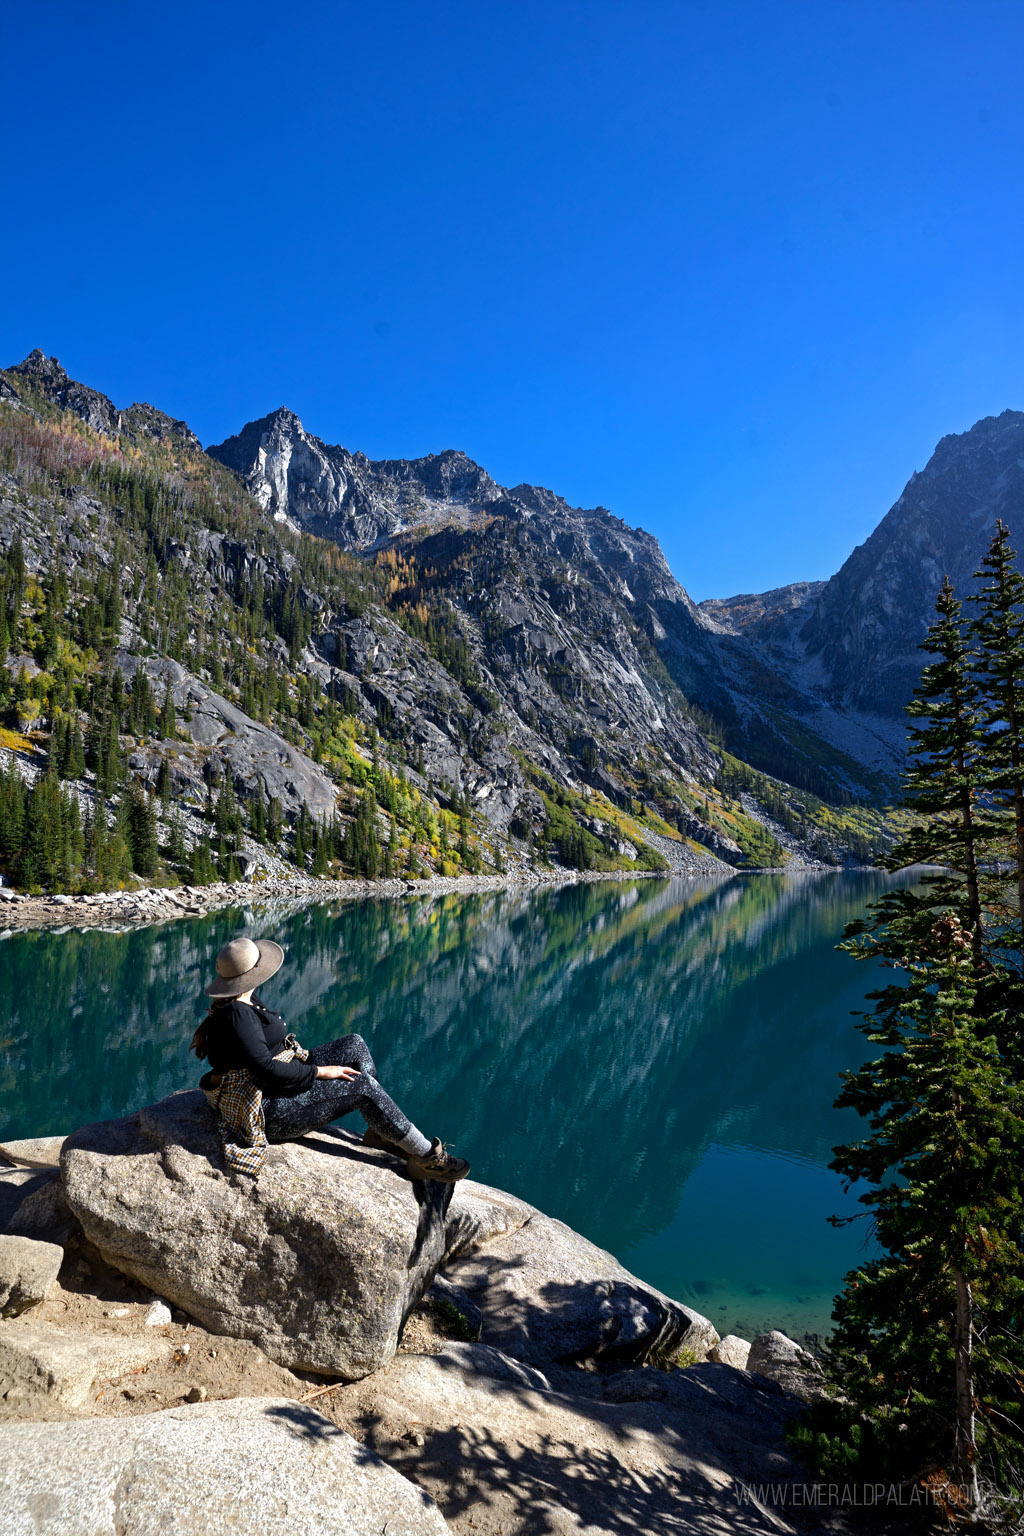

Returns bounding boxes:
[210,401,882,802]
[797,408,1024,714]
[5,352,834,894]
[5,347,1015,892]
[10,349,201,452]
[688,409,1024,785]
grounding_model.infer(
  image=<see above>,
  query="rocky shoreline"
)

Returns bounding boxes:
[0,864,734,933]
[0,1100,845,1535]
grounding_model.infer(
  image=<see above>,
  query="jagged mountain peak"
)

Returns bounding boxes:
[793,406,1024,715]
[929,406,1024,461]
[209,402,697,623]
[207,409,505,545]
[5,350,201,451]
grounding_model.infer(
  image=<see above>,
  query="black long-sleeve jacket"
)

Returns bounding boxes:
[202,1000,317,1097]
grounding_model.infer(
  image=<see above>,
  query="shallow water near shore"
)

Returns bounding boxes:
[0,872,895,1341]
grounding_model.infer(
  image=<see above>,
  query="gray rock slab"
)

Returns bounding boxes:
[0,1396,448,1535]
[747,1330,828,1403]
[443,1177,535,1260]
[0,1320,173,1407]
[61,1092,520,1379]
[0,1236,63,1317]
[0,1135,66,1169]
[0,1167,55,1233]
[443,1207,719,1370]
[425,1273,482,1339]
[5,1175,80,1246]
[710,1334,752,1370]
[433,1340,551,1391]
[330,1351,807,1535]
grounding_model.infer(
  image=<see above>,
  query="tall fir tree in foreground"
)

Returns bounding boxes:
[970,521,1024,985]
[793,545,1024,1521]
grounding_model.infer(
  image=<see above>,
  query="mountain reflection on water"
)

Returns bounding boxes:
[0,872,898,1340]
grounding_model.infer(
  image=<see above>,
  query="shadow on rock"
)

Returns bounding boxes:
[330,1348,810,1536]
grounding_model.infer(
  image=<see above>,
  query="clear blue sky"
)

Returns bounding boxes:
[3,1,1022,599]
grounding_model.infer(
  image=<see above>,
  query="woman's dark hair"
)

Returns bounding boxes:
[190,990,263,1059]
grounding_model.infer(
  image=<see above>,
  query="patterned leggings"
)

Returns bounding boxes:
[262,1034,414,1145]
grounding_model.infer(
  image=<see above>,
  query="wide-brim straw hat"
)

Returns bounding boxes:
[205,937,284,998]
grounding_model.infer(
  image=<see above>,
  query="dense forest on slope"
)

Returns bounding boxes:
[0,355,889,893]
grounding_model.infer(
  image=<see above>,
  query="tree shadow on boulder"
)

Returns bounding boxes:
[342,1354,807,1536]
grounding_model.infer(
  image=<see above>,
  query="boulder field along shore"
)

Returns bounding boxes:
[0,1098,837,1536]
[0,866,710,934]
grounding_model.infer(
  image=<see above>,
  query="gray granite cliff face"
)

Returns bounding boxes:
[208,409,507,545]
[208,406,728,822]
[208,407,707,627]
[698,582,826,639]
[685,412,1024,785]
[797,410,1024,713]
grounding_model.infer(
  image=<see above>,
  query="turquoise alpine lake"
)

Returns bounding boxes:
[0,872,896,1342]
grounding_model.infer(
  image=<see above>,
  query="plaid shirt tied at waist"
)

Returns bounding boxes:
[201,1034,309,1177]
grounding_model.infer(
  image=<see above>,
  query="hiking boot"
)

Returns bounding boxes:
[405,1138,470,1183]
[362,1126,400,1152]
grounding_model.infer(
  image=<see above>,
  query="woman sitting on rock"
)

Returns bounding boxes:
[192,936,469,1184]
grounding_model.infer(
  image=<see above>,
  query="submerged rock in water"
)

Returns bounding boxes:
[0,1396,448,1534]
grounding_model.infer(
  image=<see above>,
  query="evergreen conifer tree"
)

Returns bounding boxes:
[158,682,176,740]
[311,822,330,877]
[156,757,172,807]
[125,781,159,877]
[65,717,85,779]
[344,788,380,877]
[249,794,267,844]
[0,760,26,878]
[166,811,186,872]
[50,717,68,779]
[889,578,992,966]
[969,520,1024,939]
[815,919,1024,1504]
[99,716,123,797]
[798,561,1024,1517]
[190,837,216,885]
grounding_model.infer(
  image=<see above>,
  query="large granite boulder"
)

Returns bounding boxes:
[4,1176,80,1247]
[0,1135,66,1170]
[60,1090,716,1381]
[709,1333,752,1370]
[329,1348,807,1535]
[0,1396,448,1535]
[441,1206,719,1369]
[60,1093,532,1378]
